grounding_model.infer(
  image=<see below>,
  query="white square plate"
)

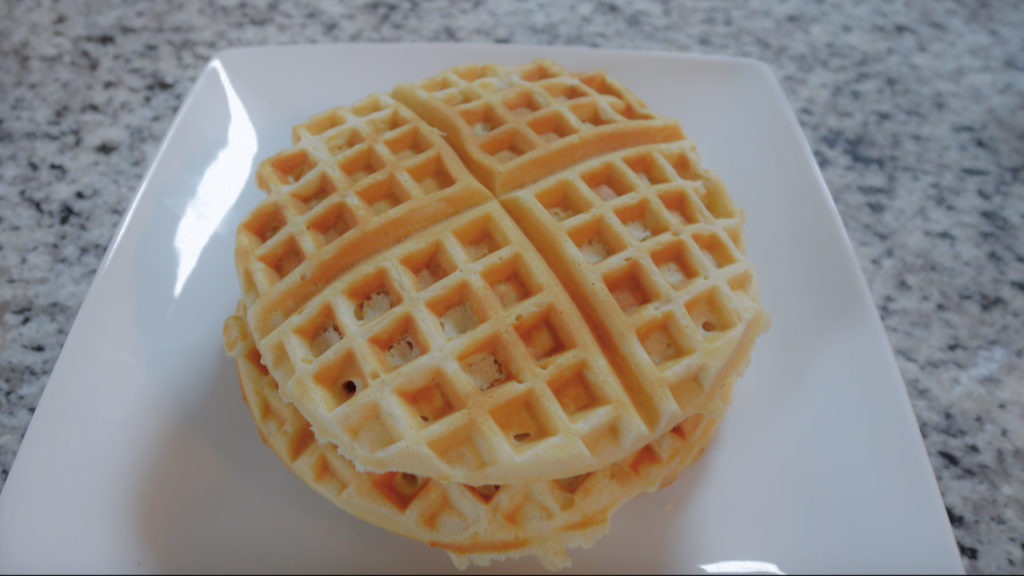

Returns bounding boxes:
[0,44,962,574]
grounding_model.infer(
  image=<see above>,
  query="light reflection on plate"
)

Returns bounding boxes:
[700,560,786,575]
[172,60,258,298]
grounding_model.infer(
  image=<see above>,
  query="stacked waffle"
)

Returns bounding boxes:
[222,59,770,570]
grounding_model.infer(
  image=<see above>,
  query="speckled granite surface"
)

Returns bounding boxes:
[1,0,1021,572]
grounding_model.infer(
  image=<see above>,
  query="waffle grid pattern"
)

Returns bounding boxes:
[258,203,657,484]
[501,142,770,433]
[226,306,725,570]
[392,60,683,195]
[231,59,768,499]
[237,94,492,337]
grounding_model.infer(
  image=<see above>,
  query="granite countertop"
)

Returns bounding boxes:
[1,1,1021,573]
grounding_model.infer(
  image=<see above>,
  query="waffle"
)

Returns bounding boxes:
[233,59,769,488]
[256,202,673,485]
[392,60,683,195]
[224,304,728,570]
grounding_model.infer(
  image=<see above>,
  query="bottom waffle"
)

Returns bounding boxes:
[224,303,731,570]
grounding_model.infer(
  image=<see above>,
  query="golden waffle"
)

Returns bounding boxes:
[392,59,683,195]
[255,202,672,485]
[237,93,492,338]
[224,305,728,570]
[233,60,769,488]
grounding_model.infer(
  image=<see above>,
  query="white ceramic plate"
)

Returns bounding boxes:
[0,44,962,574]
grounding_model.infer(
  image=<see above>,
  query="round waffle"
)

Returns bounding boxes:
[232,59,769,486]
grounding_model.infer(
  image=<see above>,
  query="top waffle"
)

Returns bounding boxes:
[232,59,769,485]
